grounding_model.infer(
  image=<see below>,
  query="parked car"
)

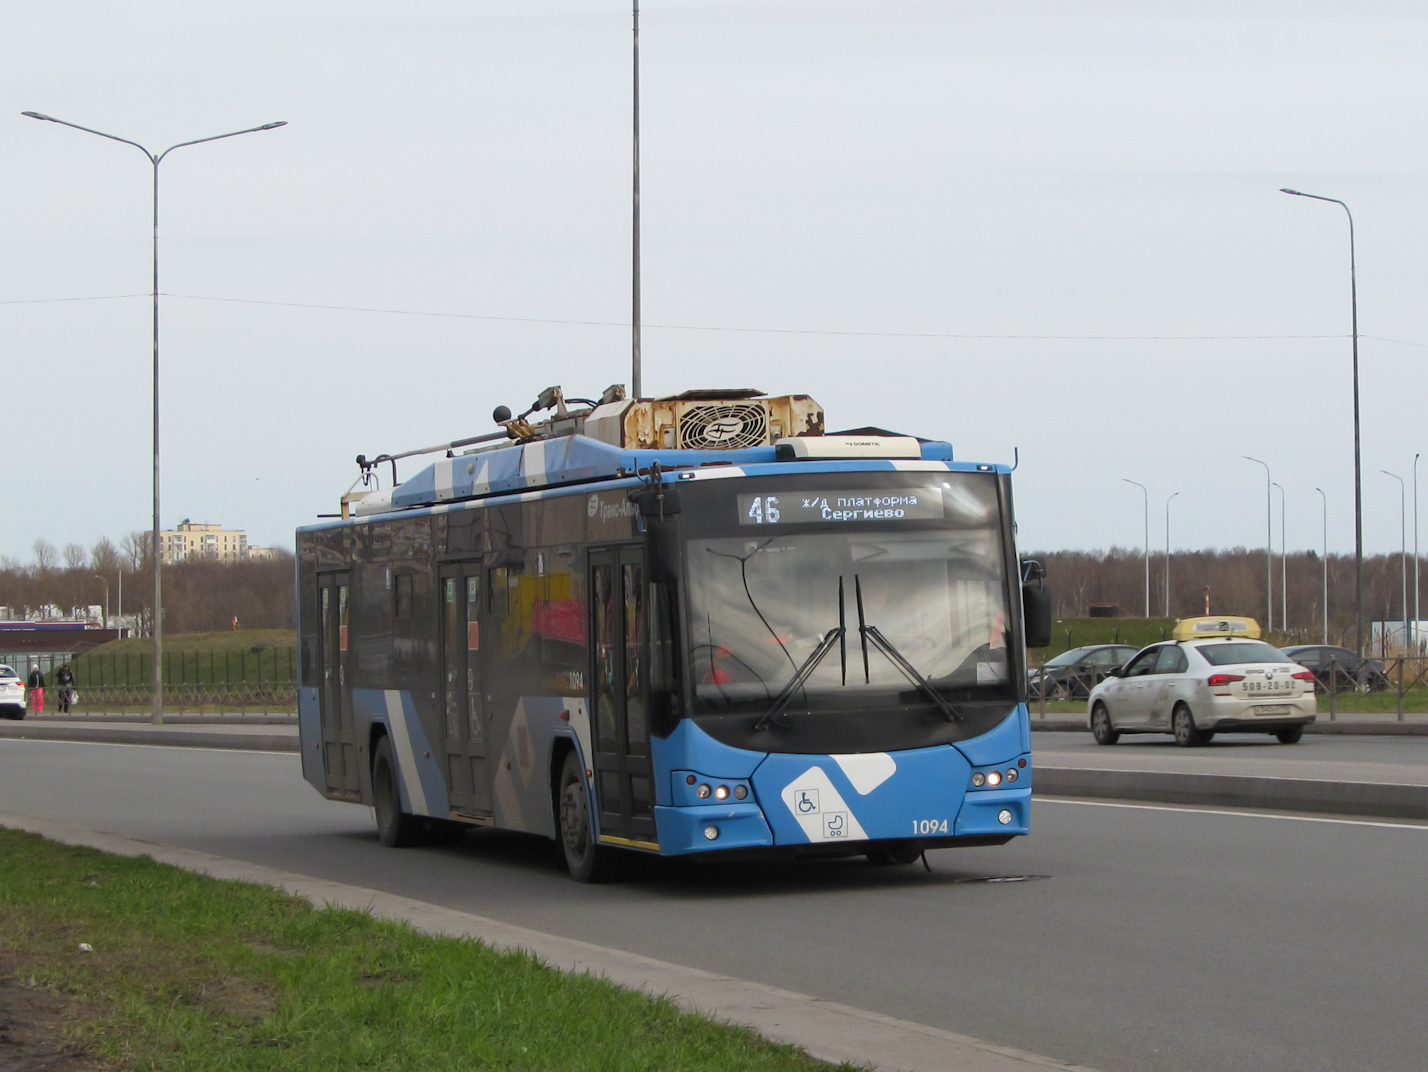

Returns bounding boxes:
[0,665,25,719]
[1030,644,1139,700]
[1088,617,1316,746]
[1279,645,1389,693]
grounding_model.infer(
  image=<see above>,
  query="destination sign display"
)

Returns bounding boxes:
[737,489,944,526]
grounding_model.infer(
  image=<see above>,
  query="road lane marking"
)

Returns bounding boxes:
[0,738,294,757]
[1038,797,1428,830]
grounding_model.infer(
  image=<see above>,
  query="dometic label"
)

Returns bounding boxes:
[738,490,943,525]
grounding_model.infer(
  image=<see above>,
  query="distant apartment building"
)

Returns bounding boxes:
[157,520,277,564]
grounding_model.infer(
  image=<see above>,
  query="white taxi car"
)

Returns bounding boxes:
[1087,617,1316,747]
[0,664,25,719]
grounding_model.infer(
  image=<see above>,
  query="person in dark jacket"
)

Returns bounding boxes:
[26,665,44,714]
[55,664,75,713]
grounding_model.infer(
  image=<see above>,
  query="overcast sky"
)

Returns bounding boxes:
[3,0,1426,562]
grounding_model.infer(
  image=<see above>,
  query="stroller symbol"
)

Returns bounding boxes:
[825,812,847,838]
[795,789,819,814]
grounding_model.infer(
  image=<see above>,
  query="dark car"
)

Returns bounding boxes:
[1030,644,1139,700]
[1279,645,1389,693]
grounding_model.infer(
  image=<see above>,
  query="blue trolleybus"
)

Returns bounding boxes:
[296,387,1052,880]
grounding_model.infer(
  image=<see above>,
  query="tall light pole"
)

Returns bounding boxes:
[1315,488,1329,644]
[1123,479,1149,617]
[1382,470,1407,654]
[1164,491,1179,617]
[631,0,643,399]
[93,574,110,631]
[1414,454,1421,654]
[1244,456,1273,630]
[1281,188,1363,656]
[1273,482,1287,633]
[23,111,286,724]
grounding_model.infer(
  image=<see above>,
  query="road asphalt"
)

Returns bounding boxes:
[0,738,1424,1072]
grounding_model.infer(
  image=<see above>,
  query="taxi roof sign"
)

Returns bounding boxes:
[1172,616,1261,642]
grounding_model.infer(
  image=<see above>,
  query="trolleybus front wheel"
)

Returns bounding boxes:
[558,751,615,883]
[373,736,421,847]
[864,840,923,866]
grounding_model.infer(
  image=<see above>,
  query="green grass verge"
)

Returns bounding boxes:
[71,630,297,689]
[0,828,854,1071]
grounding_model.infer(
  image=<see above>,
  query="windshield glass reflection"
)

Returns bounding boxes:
[687,528,1010,716]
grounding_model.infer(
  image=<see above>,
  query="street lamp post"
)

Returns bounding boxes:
[1382,470,1408,654]
[23,111,286,724]
[1315,488,1329,644]
[1273,482,1287,633]
[1164,492,1179,617]
[1123,479,1150,617]
[1244,457,1273,631]
[631,0,642,399]
[93,574,110,631]
[1415,454,1421,654]
[1281,188,1363,656]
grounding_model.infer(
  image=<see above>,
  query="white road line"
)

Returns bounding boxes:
[0,737,293,757]
[1038,796,1428,830]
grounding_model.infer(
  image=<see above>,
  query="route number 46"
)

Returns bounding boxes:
[747,496,780,524]
[912,819,949,835]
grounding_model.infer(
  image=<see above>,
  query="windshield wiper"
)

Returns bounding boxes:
[854,575,962,723]
[753,579,848,732]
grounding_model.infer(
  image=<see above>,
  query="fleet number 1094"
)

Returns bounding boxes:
[912,819,949,835]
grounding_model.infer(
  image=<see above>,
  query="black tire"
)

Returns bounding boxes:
[865,840,923,866]
[1091,703,1120,745]
[373,735,421,847]
[1172,704,1210,747]
[557,751,615,883]
[1276,725,1305,744]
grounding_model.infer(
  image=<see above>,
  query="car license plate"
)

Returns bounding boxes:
[1254,705,1291,716]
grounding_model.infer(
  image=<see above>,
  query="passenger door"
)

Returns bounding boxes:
[1109,646,1161,727]
[1147,644,1190,728]
[440,564,491,814]
[317,572,360,797]
[588,546,658,848]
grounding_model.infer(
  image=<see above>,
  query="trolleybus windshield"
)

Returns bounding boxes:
[683,473,1015,748]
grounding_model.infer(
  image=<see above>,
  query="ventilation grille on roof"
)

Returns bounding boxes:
[678,403,770,450]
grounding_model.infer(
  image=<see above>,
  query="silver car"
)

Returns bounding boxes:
[0,665,25,719]
[1087,638,1316,746]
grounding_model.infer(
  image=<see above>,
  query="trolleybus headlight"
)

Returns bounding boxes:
[703,826,719,840]
[997,809,1013,825]
[733,785,747,800]
[971,773,986,787]
[714,785,730,801]
[1005,768,1018,783]
[697,784,712,799]
[986,770,1002,787]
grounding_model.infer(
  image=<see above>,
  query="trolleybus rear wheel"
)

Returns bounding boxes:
[373,736,421,847]
[1275,724,1305,744]
[1091,703,1119,745]
[558,751,614,883]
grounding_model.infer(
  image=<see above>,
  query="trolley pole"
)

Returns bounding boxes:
[22,111,286,723]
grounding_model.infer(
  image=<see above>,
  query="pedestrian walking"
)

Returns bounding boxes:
[26,665,45,714]
[55,663,75,713]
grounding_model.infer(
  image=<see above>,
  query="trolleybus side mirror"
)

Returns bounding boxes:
[1022,582,1053,649]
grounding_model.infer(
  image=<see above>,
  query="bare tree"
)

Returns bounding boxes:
[90,537,121,574]
[63,543,86,571]
[120,531,148,573]
[32,538,58,573]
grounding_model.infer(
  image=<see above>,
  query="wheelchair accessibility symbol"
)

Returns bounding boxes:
[824,812,848,838]
[795,789,820,814]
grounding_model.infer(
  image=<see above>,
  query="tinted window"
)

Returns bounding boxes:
[1153,645,1188,674]
[1044,647,1093,668]
[1288,648,1320,667]
[1122,648,1160,677]
[1086,648,1126,666]
[1199,642,1292,666]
